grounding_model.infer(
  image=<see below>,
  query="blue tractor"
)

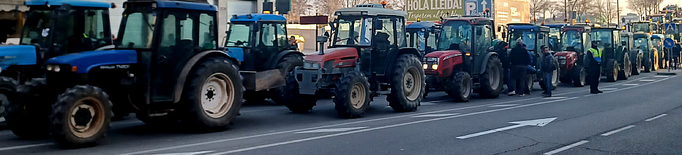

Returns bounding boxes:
[406,21,440,55]
[506,23,560,91]
[2,0,113,133]
[224,14,304,104]
[8,0,243,147]
[546,23,568,51]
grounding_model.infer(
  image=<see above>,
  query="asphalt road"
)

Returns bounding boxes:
[0,71,681,155]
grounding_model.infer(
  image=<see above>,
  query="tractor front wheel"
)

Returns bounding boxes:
[387,54,424,112]
[5,78,51,138]
[572,65,587,87]
[447,72,472,102]
[50,85,112,148]
[334,71,371,118]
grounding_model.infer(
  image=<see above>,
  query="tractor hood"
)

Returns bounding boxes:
[305,47,357,63]
[226,47,245,62]
[0,45,38,71]
[47,50,137,73]
[424,50,462,58]
[553,51,576,57]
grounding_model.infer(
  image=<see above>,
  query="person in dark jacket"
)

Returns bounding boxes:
[495,41,512,93]
[587,41,603,94]
[540,45,555,97]
[673,41,681,69]
[509,38,531,96]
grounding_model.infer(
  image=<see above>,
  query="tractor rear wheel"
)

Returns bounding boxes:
[572,65,586,87]
[182,57,243,129]
[270,55,304,105]
[619,54,631,80]
[334,71,370,118]
[5,78,51,138]
[606,59,618,82]
[447,72,472,102]
[0,76,17,124]
[283,73,317,113]
[387,54,424,112]
[50,85,112,148]
[478,56,503,98]
[644,58,651,72]
[632,56,641,75]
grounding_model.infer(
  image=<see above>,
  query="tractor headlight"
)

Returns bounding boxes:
[303,62,321,69]
[431,64,438,70]
[422,63,429,69]
[46,65,53,71]
[53,65,61,72]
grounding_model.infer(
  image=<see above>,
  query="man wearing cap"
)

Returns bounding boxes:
[509,38,531,96]
[587,41,603,94]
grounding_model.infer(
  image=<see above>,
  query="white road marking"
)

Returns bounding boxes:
[640,79,655,82]
[654,75,669,78]
[296,127,367,134]
[542,97,567,99]
[489,104,518,107]
[420,102,437,106]
[645,114,667,122]
[456,117,557,139]
[412,113,459,118]
[205,98,577,155]
[622,83,640,86]
[599,88,617,91]
[0,143,52,151]
[152,151,215,155]
[543,140,589,155]
[601,125,636,136]
[122,74,670,155]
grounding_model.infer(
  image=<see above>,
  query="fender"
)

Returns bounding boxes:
[47,50,137,73]
[173,50,238,103]
[226,47,245,62]
[267,50,304,69]
[0,45,38,72]
[478,52,498,75]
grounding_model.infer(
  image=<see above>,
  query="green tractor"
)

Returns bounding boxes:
[620,32,644,75]
[8,0,244,147]
[591,27,632,81]
[634,33,658,72]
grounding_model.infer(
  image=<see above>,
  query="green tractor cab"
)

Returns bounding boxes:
[591,27,632,81]
[9,0,244,147]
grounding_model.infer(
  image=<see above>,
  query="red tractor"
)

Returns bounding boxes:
[421,17,504,102]
[282,4,424,118]
[554,25,591,87]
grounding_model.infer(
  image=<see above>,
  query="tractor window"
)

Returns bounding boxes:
[275,23,289,51]
[591,30,613,50]
[159,14,177,48]
[634,37,649,49]
[334,17,371,46]
[438,21,471,52]
[509,30,535,50]
[117,7,156,49]
[20,9,53,47]
[180,14,194,41]
[257,23,276,47]
[198,13,216,50]
[81,9,111,49]
[395,17,405,47]
[225,23,251,47]
[376,17,395,47]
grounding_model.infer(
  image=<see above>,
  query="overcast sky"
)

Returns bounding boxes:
[620,0,678,15]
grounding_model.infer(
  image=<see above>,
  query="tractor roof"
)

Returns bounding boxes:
[25,0,113,8]
[335,4,406,17]
[507,23,550,32]
[231,14,286,22]
[633,32,651,38]
[562,25,591,32]
[545,23,568,28]
[443,17,492,25]
[406,21,437,29]
[620,32,633,37]
[125,0,216,11]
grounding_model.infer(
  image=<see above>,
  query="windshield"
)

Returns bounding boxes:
[631,23,651,33]
[651,16,664,23]
[20,8,53,47]
[591,29,613,49]
[652,38,662,47]
[561,30,583,52]
[634,36,649,50]
[225,23,252,47]
[438,21,471,51]
[509,30,535,50]
[549,28,560,38]
[333,17,372,46]
[116,4,156,49]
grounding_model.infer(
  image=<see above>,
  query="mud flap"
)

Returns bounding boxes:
[241,69,285,92]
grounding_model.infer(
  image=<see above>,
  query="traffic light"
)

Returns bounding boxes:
[276,0,290,14]
[263,1,273,14]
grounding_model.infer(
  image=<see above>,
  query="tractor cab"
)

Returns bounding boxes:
[546,24,568,51]
[554,25,591,86]
[633,32,657,72]
[406,21,439,54]
[629,21,655,34]
[591,27,631,81]
[432,17,497,74]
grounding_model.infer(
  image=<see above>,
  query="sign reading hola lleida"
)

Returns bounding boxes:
[406,0,494,22]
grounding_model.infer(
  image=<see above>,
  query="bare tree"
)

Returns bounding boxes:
[530,0,551,21]
[286,0,313,23]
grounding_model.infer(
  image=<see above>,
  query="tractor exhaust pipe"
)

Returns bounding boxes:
[317,36,328,55]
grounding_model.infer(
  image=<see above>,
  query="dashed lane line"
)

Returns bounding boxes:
[0,143,52,152]
[543,140,589,155]
[600,125,636,136]
[645,114,667,122]
[412,113,459,118]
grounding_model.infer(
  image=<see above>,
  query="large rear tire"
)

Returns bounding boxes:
[270,55,304,105]
[644,58,651,72]
[478,56,503,98]
[618,54,631,80]
[5,78,51,138]
[0,77,16,124]
[572,65,586,87]
[446,72,471,102]
[50,85,112,148]
[632,53,641,75]
[283,73,317,113]
[182,57,243,129]
[387,54,424,112]
[334,71,371,118]
[606,59,618,82]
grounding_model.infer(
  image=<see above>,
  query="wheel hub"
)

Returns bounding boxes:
[350,83,365,109]
[403,67,422,101]
[68,97,105,138]
[201,73,235,118]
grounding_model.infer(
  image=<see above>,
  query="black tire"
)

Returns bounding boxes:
[631,52,641,75]
[182,57,243,129]
[50,85,112,148]
[560,77,572,84]
[478,56,503,98]
[446,72,471,102]
[334,71,370,118]
[572,66,586,87]
[6,78,51,138]
[618,54,631,80]
[387,54,424,112]
[282,72,317,113]
[269,55,304,105]
[644,58,651,72]
[0,76,17,122]
[606,59,618,82]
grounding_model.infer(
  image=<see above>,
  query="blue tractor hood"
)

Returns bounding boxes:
[226,47,244,62]
[0,45,38,72]
[47,50,137,73]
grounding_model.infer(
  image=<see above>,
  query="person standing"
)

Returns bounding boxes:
[673,40,681,69]
[587,41,603,94]
[509,38,531,96]
[540,46,555,97]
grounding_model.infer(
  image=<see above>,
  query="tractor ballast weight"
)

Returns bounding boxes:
[591,27,632,82]
[422,17,504,101]
[225,14,304,104]
[506,23,560,91]
[283,4,425,118]
[9,0,244,147]
[554,25,591,87]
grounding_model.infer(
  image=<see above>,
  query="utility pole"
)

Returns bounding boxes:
[564,0,567,21]
[617,0,620,26]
